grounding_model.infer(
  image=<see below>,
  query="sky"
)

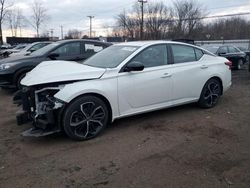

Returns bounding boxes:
[3,0,250,40]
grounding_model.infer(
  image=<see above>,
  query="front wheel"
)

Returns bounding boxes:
[63,95,109,141]
[198,79,222,108]
[15,72,27,90]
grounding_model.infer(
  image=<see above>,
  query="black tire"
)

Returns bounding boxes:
[236,59,243,70]
[198,78,222,108]
[15,72,27,90]
[63,95,109,141]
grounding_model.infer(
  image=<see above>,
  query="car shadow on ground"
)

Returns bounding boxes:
[20,102,200,145]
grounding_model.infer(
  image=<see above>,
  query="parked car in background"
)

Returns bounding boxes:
[0,39,112,89]
[0,43,12,50]
[16,41,231,140]
[203,45,246,70]
[9,42,52,57]
[237,46,250,63]
[0,44,28,57]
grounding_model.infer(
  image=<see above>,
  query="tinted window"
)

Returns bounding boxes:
[204,46,219,54]
[218,47,228,54]
[85,43,104,53]
[228,46,240,53]
[172,45,196,63]
[52,42,81,56]
[195,48,204,60]
[132,45,168,68]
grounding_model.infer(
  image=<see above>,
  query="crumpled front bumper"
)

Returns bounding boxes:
[14,87,65,137]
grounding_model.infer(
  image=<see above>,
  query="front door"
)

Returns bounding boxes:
[118,44,173,116]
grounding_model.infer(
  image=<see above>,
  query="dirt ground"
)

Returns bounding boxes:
[0,68,250,188]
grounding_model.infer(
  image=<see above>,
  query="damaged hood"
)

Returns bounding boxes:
[21,60,106,86]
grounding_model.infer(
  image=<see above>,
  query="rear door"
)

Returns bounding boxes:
[170,44,208,103]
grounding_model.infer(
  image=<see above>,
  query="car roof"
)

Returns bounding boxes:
[56,39,112,46]
[115,40,199,47]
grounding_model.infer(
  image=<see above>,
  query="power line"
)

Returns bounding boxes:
[208,3,250,11]
[193,12,250,20]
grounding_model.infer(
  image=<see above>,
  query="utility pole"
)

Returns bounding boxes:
[87,16,94,38]
[60,25,64,40]
[50,29,54,39]
[138,0,147,40]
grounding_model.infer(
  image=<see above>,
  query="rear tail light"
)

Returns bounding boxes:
[225,61,232,70]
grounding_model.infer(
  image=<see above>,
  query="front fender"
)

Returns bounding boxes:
[54,78,119,121]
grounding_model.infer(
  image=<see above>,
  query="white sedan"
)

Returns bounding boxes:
[17,41,232,140]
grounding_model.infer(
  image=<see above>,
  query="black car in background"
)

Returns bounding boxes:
[204,45,246,70]
[0,39,112,89]
[237,47,250,63]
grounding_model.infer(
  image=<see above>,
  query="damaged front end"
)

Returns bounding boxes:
[14,85,66,137]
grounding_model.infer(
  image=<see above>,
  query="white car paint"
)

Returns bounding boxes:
[21,60,106,86]
[21,41,232,121]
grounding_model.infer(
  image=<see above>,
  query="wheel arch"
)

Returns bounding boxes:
[62,92,113,124]
[13,66,34,83]
[205,76,223,95]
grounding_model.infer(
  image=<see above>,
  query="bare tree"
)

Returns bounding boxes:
[30,1,49,37]
[116,1,173,40]
[6,8,23,37]
[145,2,172,39]
[116,4,141,40]
[0,0,12,44]
[65,29,82,39]
[170,0,206,38]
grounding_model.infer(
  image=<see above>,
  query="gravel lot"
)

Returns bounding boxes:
[0,68,250,188]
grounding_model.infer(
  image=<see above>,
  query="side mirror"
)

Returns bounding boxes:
[218,52,226,56]
[48,53,59,60]
[25,52,31,56]
[124,61,144,72]
[29,49,36,53]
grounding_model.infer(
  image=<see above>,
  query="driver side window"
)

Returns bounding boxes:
[218,47,228,54]
[52,42,81,56]
[131,45,168,68]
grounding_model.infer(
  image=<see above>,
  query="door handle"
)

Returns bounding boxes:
[161,73,172,78]
[200,65,208,69]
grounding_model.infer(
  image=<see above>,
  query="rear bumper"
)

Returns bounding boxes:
[223,81,232,93]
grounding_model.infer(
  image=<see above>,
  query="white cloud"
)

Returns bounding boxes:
[2,0,250,40]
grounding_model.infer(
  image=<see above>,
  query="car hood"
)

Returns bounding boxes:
[21,60,106,86]
[0,54,39,64]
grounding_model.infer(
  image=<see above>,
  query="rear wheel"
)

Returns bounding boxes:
[198,79,222,108]
[63,95,109,141]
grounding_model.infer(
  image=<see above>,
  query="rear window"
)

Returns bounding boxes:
[171,44,196,63]
[195,48,204,60]
[204,46,219,54]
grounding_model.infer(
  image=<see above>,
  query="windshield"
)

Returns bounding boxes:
[84,45,139,68]
[31,42,60,56]
[203,46,219,54]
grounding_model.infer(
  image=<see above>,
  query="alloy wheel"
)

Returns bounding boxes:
[203,82,220,107]
[69,102,106,139]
